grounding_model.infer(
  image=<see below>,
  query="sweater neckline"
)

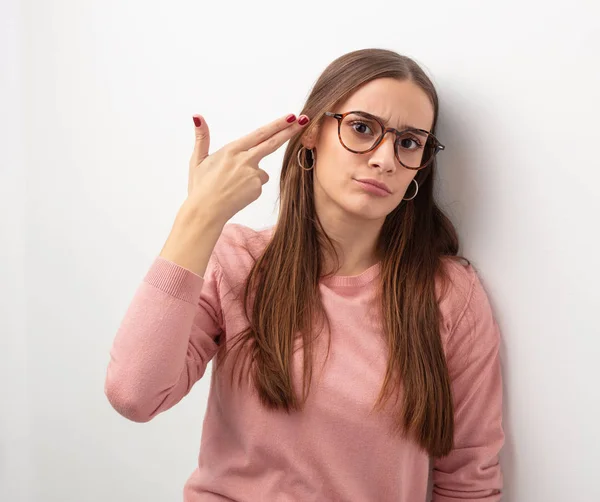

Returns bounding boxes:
[262,225,381,288]
[319,261,381,288]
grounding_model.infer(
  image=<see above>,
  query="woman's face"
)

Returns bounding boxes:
[303,78,435,223]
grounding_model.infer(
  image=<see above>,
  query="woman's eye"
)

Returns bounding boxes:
[351,121,373,135]
[400,137,422,149]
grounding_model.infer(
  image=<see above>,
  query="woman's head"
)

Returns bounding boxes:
[284,48,442,229]
[216,48,466,458]
[301,76,437,223]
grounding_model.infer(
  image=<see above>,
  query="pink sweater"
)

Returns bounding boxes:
[105,222,504,501]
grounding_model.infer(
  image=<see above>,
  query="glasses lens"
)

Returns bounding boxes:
[339,112,383,153]
[339,112,438,169]
[396,130,436,169]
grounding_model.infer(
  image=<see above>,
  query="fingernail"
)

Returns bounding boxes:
[298,115,309,126]
[193,116,202,127]
[286,114,297,123]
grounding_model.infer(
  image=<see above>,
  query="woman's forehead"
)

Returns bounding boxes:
[339,79,434,130]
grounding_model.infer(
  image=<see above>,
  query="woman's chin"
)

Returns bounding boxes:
[341,198,391,219]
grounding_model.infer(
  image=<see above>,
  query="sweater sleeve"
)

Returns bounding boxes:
[431,267,505,501]
[104,252,224,423]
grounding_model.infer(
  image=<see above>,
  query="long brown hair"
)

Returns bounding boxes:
[213,48,469,458]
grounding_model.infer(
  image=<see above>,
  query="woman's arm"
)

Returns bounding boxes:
[431,267,505,501]
[104,210,227,422]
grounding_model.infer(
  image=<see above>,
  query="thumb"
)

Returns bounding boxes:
[191,114,210,165]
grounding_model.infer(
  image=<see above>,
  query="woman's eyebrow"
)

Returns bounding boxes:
[367,111,421,131]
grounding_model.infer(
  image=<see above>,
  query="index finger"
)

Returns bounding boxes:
[246,115,309,161]
[230,113,301,152]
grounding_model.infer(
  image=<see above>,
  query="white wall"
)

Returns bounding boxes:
[3,0,599,500]
[1,0,31,500]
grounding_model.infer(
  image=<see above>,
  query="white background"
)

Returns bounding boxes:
[2,1,599,501]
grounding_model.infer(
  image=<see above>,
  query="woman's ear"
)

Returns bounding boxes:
[301,123,320,150]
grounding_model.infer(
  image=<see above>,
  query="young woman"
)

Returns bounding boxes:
[105,48,505,501]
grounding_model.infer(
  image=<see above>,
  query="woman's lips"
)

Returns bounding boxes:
[354,179,392,197]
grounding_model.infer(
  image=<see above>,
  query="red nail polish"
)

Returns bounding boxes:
[193,116,202,127]
[286,114,296,123]
[298,116,309,126]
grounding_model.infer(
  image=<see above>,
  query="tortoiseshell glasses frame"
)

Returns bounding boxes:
[324,110,445,170]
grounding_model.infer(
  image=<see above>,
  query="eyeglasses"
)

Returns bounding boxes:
[324,110,445,170]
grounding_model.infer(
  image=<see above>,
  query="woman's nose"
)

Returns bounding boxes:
[368,131,398,171]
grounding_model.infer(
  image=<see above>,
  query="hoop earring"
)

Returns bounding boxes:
[297,146,315,171]
[402,179,419,201]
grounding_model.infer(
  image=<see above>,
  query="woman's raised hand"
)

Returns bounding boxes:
[184,112,310,223]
